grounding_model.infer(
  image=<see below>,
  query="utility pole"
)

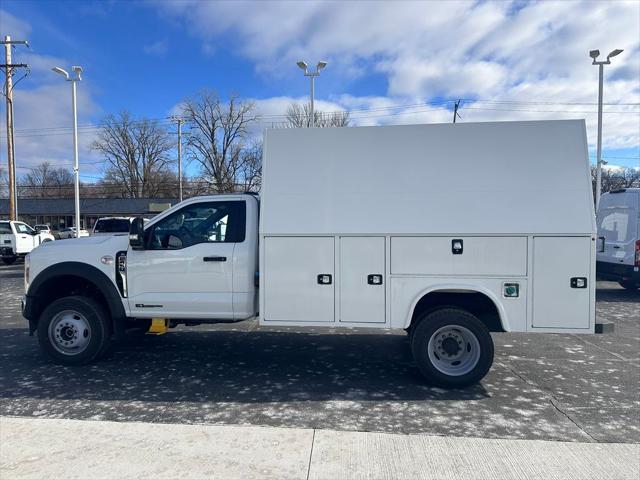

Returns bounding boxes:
[175,117,184,202]
[453,99,461,123]
[1,35,29,221]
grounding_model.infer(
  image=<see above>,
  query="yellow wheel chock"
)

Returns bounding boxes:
[148,318,169,335]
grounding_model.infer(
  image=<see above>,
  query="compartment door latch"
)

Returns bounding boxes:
[452,239,463,255]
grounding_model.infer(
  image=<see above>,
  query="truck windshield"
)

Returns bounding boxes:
[93,219,131,233]
[0,222,11,234]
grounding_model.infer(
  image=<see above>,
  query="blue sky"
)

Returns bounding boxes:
[1,0,639,181]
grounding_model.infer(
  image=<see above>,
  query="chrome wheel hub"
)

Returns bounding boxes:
[49,310,91,355]
[427,325,481,376]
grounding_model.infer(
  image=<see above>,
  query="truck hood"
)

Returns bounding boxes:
[43,235,129,248]
[29,234,129,266]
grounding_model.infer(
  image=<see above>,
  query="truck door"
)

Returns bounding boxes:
[126,200,246,319]
[339,237,386,323]
[532,236,592,330]
[263,237,335,322]
[13,222,37,252]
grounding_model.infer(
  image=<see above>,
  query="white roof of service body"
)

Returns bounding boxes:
[261,120,595,235]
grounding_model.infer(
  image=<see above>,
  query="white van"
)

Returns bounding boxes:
[596,188,640,289]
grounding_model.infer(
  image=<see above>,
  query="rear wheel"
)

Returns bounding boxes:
[37,296,111,365]
[2,256,17,265]
[411,307,494,388]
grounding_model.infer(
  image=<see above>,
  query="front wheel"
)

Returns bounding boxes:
[411,307,494,388]
[37,296,111,365]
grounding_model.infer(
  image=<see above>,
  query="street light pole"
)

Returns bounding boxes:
[296,60,327,127]
[53,65,83,237]
[172,116,184,202]
[590,48,623,211]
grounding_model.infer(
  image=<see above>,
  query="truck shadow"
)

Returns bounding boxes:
[0,329,491,403]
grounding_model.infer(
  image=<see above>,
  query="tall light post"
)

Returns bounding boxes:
[53,65,83,237]
[590,48,623,211]
[296,60,327,127]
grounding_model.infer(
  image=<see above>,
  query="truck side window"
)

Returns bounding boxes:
[147,201,246,250]
[15,223,35,235]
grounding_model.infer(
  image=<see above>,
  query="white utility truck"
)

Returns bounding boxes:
[1,220,55,265]
[22,120,603,387]
[596,188,640,289]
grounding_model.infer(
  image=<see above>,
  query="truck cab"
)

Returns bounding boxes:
[23,194,260,366]
[125,194,258,320]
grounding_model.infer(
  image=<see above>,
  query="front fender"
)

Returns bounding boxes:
[25,262,127,339]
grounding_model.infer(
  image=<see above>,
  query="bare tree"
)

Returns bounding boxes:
[0,166,8,198]
[18,162,74,198]
[92,111,175,198]
[286,102,350,128]
[591,166,640,200]
[181,91,262,193]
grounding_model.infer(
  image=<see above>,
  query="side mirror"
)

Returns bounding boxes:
[129,217,146,250]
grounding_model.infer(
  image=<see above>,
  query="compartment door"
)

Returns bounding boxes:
[340,237,386,323]
[532,237,591,329]
[264,237,335,322]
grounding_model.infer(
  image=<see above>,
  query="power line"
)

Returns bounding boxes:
[7,98,640,137]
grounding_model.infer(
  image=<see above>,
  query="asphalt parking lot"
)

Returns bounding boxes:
[1,261,638,444]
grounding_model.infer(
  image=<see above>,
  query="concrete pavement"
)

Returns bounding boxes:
[1,416,638,480]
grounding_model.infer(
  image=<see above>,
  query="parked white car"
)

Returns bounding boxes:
[0,221,55,265]
[91,217,134,236]
[34,224,51,234]
[57,227,90,239]
[596,188,640,290]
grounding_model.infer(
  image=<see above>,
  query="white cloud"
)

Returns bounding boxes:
[156,0,640,158]
[0,20,103,177]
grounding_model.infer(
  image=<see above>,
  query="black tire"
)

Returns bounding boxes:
[619,281,639,291]
[411,307,494,388]
[37,296,111,365]
[2,256,17,265]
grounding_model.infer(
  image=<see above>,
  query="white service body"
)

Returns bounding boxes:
[259,120,596,333]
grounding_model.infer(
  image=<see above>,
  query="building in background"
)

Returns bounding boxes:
[0,198,177,230]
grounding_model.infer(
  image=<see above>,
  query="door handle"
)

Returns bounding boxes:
[612,245,621,249]
[203,256,227,262]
